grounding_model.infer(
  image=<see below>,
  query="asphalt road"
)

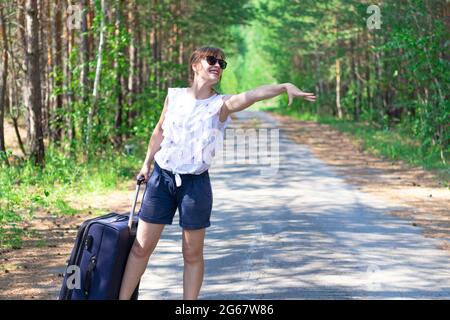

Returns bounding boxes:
[139,110,450,300]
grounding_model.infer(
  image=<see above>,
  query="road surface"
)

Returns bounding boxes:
[139,110,450,300]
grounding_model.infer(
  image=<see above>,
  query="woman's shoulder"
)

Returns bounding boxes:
[168,87,186,93]
[167,87,186,100]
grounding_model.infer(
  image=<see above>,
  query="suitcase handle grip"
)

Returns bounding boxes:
[137,175,146,185]
[128,176,146,230]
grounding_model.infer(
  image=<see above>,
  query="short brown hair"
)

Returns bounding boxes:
[188,46,226,87]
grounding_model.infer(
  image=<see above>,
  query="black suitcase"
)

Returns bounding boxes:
[59,177,146,300]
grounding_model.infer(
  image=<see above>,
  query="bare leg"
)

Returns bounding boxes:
[182,228,206,300]
[119,220,165,300]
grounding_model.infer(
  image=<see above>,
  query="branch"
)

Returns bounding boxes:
[6,49,26,73]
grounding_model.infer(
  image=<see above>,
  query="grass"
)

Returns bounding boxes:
[0,225,28,250]
[262,104,449,187]
[0,142,145,250]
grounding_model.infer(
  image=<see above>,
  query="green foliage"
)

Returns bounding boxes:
[1,0,258,249]
[0,141,146,249]
[254,0,449,167]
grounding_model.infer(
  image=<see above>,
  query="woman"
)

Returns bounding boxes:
[119,46,316,300]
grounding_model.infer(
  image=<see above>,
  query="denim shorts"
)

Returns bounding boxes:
[139,160,213,230]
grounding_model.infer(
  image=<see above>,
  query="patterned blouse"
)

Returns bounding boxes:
[154,87,232,184]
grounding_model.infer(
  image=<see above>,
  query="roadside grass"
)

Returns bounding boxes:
[0,142,145,250]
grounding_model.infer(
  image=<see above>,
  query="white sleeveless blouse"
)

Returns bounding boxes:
[154,87,232,177]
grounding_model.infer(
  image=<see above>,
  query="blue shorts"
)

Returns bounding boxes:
[139,161,213,230]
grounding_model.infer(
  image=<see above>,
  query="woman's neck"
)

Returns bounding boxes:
[188,82,216,100]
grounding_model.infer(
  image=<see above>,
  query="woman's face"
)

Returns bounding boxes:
[192,56,223,84]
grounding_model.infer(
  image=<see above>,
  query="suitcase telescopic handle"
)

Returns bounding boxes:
[128,175,146,229]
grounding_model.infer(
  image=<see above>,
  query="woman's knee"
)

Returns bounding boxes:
[131,238,155,259]
[182,228,205,264]
[183,247,203,264]
[132,221,164,259]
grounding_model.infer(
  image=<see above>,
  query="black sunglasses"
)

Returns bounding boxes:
[205,55,227,69]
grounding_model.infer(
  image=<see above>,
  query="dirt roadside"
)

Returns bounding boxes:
[0,183,140,299]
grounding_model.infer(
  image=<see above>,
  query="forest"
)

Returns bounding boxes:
[0,0,448,248]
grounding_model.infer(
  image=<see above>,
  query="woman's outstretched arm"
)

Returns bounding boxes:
[219,83,316,122]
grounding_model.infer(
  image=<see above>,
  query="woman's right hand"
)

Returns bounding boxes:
[137,164,151,183]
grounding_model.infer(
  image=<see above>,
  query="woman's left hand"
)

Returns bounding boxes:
[285,83,316,106]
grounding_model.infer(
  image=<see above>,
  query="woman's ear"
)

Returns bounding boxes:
[192,61,201,75]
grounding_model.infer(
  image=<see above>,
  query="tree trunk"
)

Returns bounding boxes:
[44,0,52,141]
[374,32,383,122]
[51,0,63,145]
[364,30,372,118]
[152,3,159,91]
[18,0,31,142]
[335,57,342,119]
[334,21,342,119]
[24,0,45,166]
[350,37,360,121]
[0,5,9,164]
[65,0,75,151]
[114,0,124,149]
[137,12,143,95]
[126,0,138,138]
[80,0,90,146]
[87,0,106,150]
[7,15,26,157]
